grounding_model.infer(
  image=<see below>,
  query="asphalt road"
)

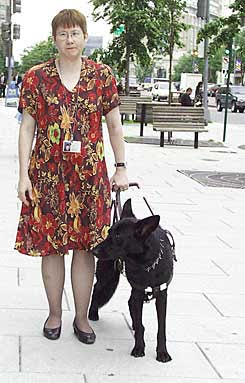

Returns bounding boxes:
[209,100,245,125]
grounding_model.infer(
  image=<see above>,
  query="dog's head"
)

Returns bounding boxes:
[92,199,160,261]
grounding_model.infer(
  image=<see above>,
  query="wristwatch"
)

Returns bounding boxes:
[114,162,127,168]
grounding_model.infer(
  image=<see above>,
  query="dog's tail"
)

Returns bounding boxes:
[88,259,120,321]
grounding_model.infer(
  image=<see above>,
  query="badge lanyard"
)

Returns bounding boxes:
[57,59,82,153]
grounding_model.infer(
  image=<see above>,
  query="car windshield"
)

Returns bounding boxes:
[232,87,245,94]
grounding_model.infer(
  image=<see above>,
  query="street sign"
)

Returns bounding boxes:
[5,80,19,107]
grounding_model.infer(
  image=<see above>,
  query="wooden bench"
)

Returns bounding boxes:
[136,101,181,136]
[119,95,152,124]
[153,106,208,148]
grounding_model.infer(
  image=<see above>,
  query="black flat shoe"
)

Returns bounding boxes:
[43,318,61,340]
[73,320,96,344]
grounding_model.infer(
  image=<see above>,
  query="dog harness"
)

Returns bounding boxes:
[145,230,176,273]
[114,230,176,303]
[112,187,176,304]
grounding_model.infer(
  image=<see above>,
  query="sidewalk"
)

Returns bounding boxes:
[0,100,245,382]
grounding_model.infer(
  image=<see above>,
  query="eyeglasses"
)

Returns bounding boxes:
[56,30,83,41]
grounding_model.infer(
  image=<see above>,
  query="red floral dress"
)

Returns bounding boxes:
[15,58,119,256]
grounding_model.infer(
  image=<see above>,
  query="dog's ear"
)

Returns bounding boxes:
[135,215,160,239]
[120,199,135,219]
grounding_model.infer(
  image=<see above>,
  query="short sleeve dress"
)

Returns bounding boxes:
[15,58,120,257]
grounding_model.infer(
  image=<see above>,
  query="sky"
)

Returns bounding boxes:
[12,0,111,61]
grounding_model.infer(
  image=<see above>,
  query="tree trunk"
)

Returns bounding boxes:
[125,44,130,95]
[241,60,244,86]
[168,46,173,105]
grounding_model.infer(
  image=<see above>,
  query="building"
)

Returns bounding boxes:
[0,0,8,26]
[84,35,103,57]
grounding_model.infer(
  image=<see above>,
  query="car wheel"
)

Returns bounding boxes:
[157,96,161,102]
[239,108,244,113]
[231,102,237,113]
[217,101,222,111]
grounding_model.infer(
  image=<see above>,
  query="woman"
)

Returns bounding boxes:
[15,9,128,344]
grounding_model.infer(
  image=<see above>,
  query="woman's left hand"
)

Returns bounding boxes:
[110,168,129,191]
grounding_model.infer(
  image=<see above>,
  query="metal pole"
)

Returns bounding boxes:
[223,41,233,142]
[7,0,12,85]
[203,0,209,124]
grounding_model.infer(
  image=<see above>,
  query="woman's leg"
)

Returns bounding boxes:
[41,255,65,328]
[71,250,95,333]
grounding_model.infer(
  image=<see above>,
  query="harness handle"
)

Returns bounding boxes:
[113,182,155,219]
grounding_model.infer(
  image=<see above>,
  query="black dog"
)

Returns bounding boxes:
[89,199,176,362]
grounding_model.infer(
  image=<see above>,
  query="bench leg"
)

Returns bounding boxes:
[160,132,165,147]
[140,122,144,137]
[194,132,198,148]
[121,114,124,125]
[168,132,172,142]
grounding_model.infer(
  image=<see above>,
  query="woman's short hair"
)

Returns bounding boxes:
[52,9,87,37]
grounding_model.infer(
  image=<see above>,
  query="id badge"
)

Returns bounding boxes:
[63,140,81,153]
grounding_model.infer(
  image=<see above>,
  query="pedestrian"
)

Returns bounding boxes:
[180,87,193,106]
[0,72,6,98]
[195,81,203,106]
[15,9,128,344]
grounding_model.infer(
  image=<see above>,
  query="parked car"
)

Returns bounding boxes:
[151,81,176,101]
[216,85,245,113]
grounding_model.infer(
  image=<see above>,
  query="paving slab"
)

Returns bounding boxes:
[197,342,245,379]
[0,286,69,311]
[205,293,245,318]
[0,336,19,372]
[21,337,218,378]
[87,377,245,383]
[0,373,84,383]
[124,310,245,343]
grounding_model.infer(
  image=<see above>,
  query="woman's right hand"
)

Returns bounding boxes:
[18,176,33,206]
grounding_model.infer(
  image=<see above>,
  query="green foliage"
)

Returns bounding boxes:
[173,48,223,83]
[209,48,223,83]
[20,36,57,74]
[90,0,187,96]
[173,54,196,81]
[197,0,245,53]
[234,30,245,84]
[156,0,188,55]
[0,40,6,74]
[135,61,154,83]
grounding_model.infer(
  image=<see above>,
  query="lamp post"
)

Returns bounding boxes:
[203,0,209,124]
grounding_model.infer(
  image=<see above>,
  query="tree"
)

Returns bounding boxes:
[134,60,154,83]
[90,0,163,94]
[156,0,188,103]
[0,39,6,74]
[234,30,245,85]
[197,0,245,53]
[88,45,123,79]
[173,54,199,81]
[173,49,223,83]
[20,36,57,73]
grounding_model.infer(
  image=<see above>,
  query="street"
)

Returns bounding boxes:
[210,106,245,125]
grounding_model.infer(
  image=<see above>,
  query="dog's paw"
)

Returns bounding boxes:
[131,346,145,358]
[156,351,172,363]
[88,309,99,321]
